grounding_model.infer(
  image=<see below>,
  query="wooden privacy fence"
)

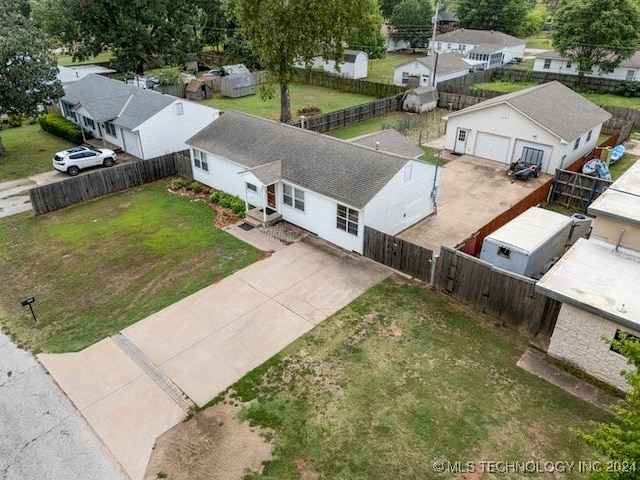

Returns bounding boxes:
[436,246,561,338]
[294,69,407,97]
[363,227,433,282]
[291,95,402,133]
[549,169,613,212]
[30,152,192,215]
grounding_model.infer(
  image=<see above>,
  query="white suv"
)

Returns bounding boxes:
[53,146,117,176]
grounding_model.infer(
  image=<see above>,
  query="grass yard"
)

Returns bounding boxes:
[0,123,74,180]
[367,52,426,83]
[223,279,608,479]
[0,182,261,353]
[524,32,553,50]
[609,153,638,179]
[201,84,375,121]
[56,51,113,67]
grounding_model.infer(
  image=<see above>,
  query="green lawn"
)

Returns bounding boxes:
[201,83,375,121]
[0,182,261,353]
[367,52,425,83]
[219,279,608,479]
[525,32,553,50]
[0,123,74,180]
[609,154,638,179]
[56,51,113,67]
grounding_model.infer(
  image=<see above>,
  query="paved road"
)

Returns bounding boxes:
[0,332,128,480]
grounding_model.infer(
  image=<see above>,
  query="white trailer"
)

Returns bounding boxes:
[479,207,573,278]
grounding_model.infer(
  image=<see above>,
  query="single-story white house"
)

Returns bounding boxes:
[429,29,526,70]
[442,81,612,174]
[186,111,441,254]
[295,50,369,79]
[533,50,640,82]
[59,74,219,159]
[537,162,640,391]
[393,53,470,87]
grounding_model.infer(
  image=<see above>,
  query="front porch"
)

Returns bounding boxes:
[244,206,282,228]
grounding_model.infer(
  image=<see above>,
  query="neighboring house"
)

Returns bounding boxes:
[393,53,470,87]
[348,129,424,159]
[185,111,441,254]
[436,11,459,34]
[59,74,220,159]
[533,50,640,82]
[295,50,369,79]
[402,86,438,113]
[57,65,116,87]
[429,29,526,70]
[537,161,640,391]
[442,81,612,174]
[382,24,411,52]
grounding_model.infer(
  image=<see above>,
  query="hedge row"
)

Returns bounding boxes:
[210,189,246,216]
[39,114,86,144]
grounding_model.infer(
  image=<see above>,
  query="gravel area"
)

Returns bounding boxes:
[0,332,128,480]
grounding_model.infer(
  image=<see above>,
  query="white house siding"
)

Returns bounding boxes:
[73,106,101,139]
[279,184,364,253]
[548,303,637,392]
[502,44,526,63]
[393,61,431,87]
[364,161,437,235]
[444,105,562,173]
[122,129,143,158]
[240,171,268,209]
[191,151,246,198]
[135,101,218,159]
[534,58,640,81]
[555,124,603,171]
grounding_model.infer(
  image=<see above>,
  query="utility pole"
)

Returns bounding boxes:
[430,2,440,86]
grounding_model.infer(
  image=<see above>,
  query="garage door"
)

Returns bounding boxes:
[474,132,510,162]
[122,129,142,159]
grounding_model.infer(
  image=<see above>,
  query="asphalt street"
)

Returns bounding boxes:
[0,332,127,480]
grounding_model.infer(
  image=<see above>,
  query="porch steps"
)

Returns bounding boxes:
[245,208,283,227]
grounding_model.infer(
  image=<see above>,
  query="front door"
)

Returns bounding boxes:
[454,128,468,154]
[267,184,276,209]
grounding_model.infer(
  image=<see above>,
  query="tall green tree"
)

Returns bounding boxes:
[517,3,548,37]
[456,0,529,36]
[389,0,434,48]
[33,0,202,74]
[552,0,640,75]
[379,0,402,19]
[0,0,63,154]
[223,0,382,123]
[578,335,640,480]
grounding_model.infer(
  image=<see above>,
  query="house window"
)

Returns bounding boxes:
[574,137,580,150]
[61,101,77,122]
[566,61,572,68]
[626,70,635,81]
[402,72,409,85]
[176,102,184,115]
[586,130,592,142]
[246,182,257,192]
[83,116,95,130]
[283,184,304,212]
[543,59,551,69]
[610,329,640,355]
[336,204,359,236]
[447,43,451,49]
[437,42,442,50]
[497,246,511,258]
[104,122,116,137]
[460,44,466,51]
[193,149,208,171]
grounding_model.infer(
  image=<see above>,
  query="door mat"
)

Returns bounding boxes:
[238,223,254,231]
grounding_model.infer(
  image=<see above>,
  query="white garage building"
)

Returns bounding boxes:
[442,81,611,174]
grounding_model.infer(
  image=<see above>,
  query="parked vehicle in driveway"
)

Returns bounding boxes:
[53,146,117,176]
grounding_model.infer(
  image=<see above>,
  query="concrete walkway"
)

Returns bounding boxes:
[0,333,127,480]
[39,238,390,479]
[0,179,34,218]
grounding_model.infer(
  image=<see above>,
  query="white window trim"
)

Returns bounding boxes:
[283,184,305,212]
[336,204,359,236]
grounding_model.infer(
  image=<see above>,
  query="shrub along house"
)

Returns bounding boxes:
[442,81,611,175]
[186,111,441,254]
[59,74,219,159]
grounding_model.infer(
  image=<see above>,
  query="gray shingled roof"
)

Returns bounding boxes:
[186,111,410,209]
[535,49,640,67]
[434,29,524,47]
[397,53,469,75]
[406,86,439,104]
[247,161,282,185]
[61,74,175,128]
[446,81,611,142]
[349,129,424,159]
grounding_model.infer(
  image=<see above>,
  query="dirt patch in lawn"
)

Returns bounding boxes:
[145,400,273,480]
[167,186,241,228]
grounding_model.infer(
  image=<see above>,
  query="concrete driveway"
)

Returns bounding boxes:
[39,238,390,479]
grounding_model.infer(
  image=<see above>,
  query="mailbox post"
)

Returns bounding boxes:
[20,296,37,322]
